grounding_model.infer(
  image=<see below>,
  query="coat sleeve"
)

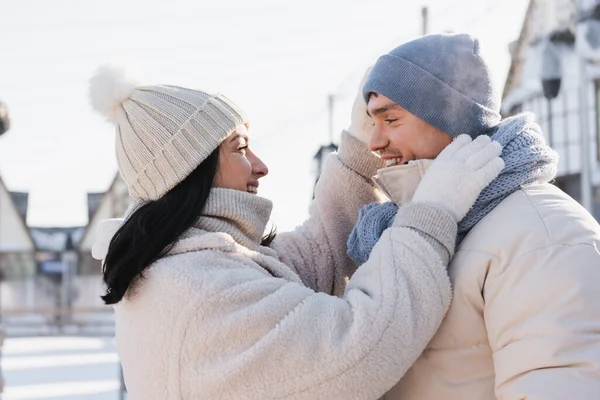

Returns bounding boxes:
[485,242,600,400]
[270,131,384,296]
[180,203,456,400]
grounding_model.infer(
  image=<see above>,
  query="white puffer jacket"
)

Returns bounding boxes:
[375,162,600,400]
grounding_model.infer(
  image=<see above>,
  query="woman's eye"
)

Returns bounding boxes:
[385,119,397,124]
[238,146,248,154]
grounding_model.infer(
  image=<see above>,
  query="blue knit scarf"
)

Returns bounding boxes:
[347,113,559,265]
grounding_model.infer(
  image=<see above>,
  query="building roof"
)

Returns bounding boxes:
[9,191,28,221]
[87,192,105,222]
[0,175,35,251]
[78,173,131,251]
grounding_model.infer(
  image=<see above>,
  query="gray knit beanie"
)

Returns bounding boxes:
[363,33,501,137]
[89,65,247,202]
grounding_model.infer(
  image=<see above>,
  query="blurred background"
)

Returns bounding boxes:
[1,0,599,398]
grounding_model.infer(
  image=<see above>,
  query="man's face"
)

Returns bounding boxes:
[367,94,453,167]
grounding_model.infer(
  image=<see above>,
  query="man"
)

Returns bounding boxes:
[348,33,600,399]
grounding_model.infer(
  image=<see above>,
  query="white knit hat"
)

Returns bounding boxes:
[89,65,248,201]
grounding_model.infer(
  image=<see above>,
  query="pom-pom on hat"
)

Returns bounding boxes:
[89,64,248,201]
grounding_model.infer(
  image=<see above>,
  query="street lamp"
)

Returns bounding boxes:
[540,29,575,146]
[0,101,9,137]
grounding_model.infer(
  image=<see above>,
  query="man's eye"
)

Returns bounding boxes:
[238,146,248,154]
[385,119,397,124]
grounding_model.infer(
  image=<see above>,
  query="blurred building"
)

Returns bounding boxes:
[0,172,129,337]
[503,0,600,219]
[312,143,338,198]
[0,176,36,281]
[78,174,131,275]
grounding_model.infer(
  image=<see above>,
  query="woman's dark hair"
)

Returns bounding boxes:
[101,148,276,305]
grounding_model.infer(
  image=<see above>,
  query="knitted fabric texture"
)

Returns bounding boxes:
[347,113,558,265]
[193,188,273,251]
[347,202,398,266]
[363,33,501,138]
[120,88,246,201]
[89,67,248,202]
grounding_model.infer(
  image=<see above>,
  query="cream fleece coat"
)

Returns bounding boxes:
[374,164,600,400]
[92,133,458,400]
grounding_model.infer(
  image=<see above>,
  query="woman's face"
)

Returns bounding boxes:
[214,125,269,195]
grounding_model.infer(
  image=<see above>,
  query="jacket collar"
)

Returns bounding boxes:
[372,159,433,205]
[193,188,273,251]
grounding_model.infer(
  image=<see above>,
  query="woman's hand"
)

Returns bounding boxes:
[412,134,504,221]
[348,66,374,145]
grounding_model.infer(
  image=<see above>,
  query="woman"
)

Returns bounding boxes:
[89,65,503,400]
